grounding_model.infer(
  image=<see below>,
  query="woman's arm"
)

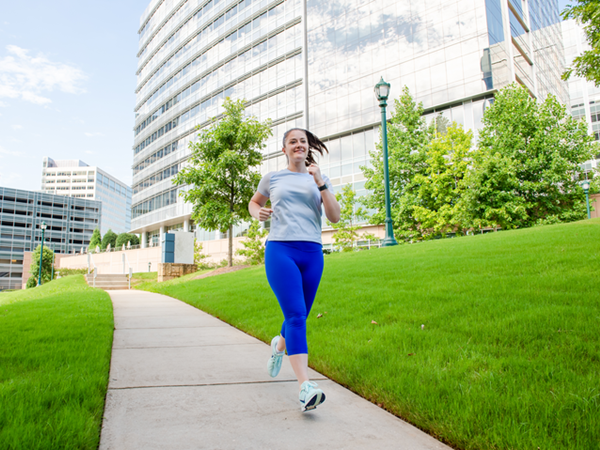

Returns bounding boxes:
[308,164,341,223]
[249,192,273,221]
[320,187,341,223]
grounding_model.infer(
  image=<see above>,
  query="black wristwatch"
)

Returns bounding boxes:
[318,183,328,192]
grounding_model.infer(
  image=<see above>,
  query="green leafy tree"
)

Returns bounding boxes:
[28,244,55,286]
[463,84,596,229]
[236,220,268,264]
[115,233,140,249]
[562,0,600,86]
[101,229,118,250]
[88,228,102,252]
[327,185,368,251]
[412,124,472,238]
[362,86,434,242]
[173,98,272,266]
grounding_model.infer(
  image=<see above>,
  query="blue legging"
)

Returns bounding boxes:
[264,241,324,356]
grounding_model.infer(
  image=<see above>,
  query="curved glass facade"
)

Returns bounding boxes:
[132,0,567,245]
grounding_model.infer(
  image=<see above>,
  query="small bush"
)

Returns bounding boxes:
[26,276,37,289]
[236,220,268,265]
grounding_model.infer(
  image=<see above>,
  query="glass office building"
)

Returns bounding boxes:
[562,19,600,172]
[41,158,132,235]
[0,187,101,291]
[131,0,567,246]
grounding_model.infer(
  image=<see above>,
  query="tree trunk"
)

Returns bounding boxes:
[228,224,233,267]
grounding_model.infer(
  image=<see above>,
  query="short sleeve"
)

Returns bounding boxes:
[257,172,273,198]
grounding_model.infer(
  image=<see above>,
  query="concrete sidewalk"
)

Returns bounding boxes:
[99,290,451,450]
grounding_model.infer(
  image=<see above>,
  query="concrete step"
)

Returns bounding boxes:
[86,274,130,290]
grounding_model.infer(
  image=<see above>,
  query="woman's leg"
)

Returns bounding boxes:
[265,242,310,385]
[290,245,324,387]
[273,336,310,387]
[265,242,324,389]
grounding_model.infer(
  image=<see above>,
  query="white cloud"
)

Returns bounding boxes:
[0,101,7,107]
[0,145,23,158]
[0,45,87,106]
[85,150,96,155]
[84,132,104,137]
[10,124,23,130]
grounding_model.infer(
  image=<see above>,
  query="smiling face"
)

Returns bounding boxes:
[282,129,308,165]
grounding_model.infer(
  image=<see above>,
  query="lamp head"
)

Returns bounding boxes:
[374,77,391,102]
[580,179,591,191]
[40,221,47,231]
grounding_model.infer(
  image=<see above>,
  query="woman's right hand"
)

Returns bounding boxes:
[258,207,273,221]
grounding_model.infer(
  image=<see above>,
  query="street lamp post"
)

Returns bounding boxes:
[38,221,47,286]
[580,179,591,219]
[50,242,55,281]
[374,77,398,247]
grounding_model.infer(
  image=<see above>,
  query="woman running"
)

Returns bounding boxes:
[249,128,340,411]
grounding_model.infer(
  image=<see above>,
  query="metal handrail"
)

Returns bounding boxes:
[87,252,98,287]
[123,252,133,290]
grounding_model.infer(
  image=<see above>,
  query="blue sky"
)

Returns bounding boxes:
[0,0,572,192]
[0,0,149,190]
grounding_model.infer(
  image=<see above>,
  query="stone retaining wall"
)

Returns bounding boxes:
[158,263,198,282]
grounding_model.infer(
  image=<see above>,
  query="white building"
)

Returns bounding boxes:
[562,19,600,172]
[41,158,132,235]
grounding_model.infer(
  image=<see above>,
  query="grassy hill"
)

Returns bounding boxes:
[138,218,600,449]
[0,276,113,450]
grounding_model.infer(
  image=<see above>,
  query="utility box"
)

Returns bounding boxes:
[161,233,175,263]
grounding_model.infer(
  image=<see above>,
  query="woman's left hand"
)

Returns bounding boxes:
[307,163,325,187]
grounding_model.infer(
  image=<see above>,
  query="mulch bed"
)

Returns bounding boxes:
[192,265,252,280]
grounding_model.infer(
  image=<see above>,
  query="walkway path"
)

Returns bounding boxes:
[99,290,452,450]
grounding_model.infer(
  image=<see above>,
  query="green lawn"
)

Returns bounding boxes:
[137,219,600,450]
[0,276,114,450]
[131,271,158,281]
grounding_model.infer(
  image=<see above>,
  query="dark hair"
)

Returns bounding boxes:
[282,128,328,167]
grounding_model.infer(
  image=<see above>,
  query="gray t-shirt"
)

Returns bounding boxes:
[257,169,334,244]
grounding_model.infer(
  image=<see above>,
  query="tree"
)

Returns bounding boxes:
[89,228,102,252]
[562,0,600,86]
[463,84,596,229]
[115,233,140,249]
[236,220,268,264]
[362,86,434,242]
[172,98,272,266]
[327,185,368,251]
[411,124,473,238]
[101,229,117,250]
[29,244,55,286]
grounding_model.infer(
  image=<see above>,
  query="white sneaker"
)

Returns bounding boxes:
[299,381,326,412]
[267,336,284,377]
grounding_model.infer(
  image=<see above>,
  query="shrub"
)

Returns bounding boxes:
[115,233,140,249]
[236,220,268,264]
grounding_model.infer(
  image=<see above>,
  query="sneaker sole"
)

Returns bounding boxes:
[301,392,326,412]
